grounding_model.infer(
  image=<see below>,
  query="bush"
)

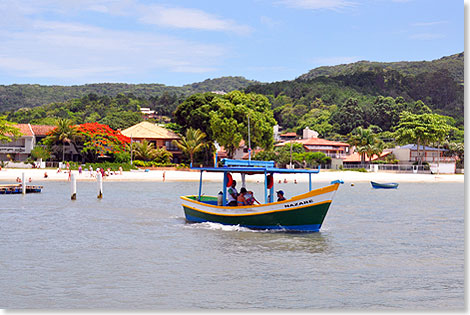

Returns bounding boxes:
[68,162,137,171]
[30,146,51,161]
[132,160,175,168]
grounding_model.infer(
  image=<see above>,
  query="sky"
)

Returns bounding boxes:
[0,0,464,86]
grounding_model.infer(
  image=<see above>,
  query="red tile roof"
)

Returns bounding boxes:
[13,124,33,137]
[343,151,390,162]
[280,132,297,137]
[31,125,55,136]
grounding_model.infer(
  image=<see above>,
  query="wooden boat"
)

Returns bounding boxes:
[181,159,342,232]
[370,181,398,189]
[0,184,43,194]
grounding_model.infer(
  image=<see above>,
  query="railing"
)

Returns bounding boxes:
[343,163,430,172]
[0,147,25,153]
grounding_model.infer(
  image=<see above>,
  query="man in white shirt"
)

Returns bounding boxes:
[227,180,238,206]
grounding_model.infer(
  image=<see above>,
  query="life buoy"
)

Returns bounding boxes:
[226,173,233,187]
[267,174,274,189]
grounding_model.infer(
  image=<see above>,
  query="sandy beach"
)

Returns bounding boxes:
[0,167,464,184]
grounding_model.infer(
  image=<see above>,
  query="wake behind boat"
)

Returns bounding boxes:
[180,159,342,232]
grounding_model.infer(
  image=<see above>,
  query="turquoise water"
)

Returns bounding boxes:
[0,179,464,309]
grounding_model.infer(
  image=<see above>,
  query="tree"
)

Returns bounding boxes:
[30,146,51,161]
[394,112,457,164]
[44,118,82,161]
[0,116,21,143]
[209,91,276,158]
[330,98,365,135]
[76,123,130,162]
[133,140,159,162]
[348,127,373,165]
[173,128,207,167]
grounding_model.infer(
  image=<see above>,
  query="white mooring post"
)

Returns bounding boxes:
[97,172,103,199]
[21,172,26,195]
[71,173,77,200]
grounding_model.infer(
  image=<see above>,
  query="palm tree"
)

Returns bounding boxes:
[133,140,158,161]
[348,127,374,166]
[365,139,385,165]
[45,118,82,161]
[173,128,206,167]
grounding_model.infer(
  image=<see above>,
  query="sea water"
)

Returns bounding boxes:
[0,179,464,309]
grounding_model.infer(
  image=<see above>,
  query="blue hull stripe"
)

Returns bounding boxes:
[185,214,321,232]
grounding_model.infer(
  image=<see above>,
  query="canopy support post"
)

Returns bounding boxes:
[222,172,227,206]
[198,170,203,201]
[309,173,312,191]
[269,172,274,203]
[264,171,268,204]
[241,173,246,188]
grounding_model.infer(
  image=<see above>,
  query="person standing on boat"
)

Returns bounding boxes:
[277,190,286,201]
[227,180,238,206]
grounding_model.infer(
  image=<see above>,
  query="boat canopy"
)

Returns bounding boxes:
[191,159,322,205]
[191,158,320,174]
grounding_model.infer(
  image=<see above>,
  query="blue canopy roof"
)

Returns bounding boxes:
[191,159,320,174]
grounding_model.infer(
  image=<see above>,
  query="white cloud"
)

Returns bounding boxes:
[277,0,356,11]
[409,33,445,40]
[138,5,252,35]
[0,20,227,81]
[412,21,447,27]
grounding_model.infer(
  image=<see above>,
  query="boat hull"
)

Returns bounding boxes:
[370,181,398,189]
[181,183,339,232]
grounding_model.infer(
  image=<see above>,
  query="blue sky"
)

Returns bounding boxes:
[0,0,463,86]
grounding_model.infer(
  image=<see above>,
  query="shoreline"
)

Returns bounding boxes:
[0,168,464,183]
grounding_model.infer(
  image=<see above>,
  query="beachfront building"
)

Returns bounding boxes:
[390,144,452,164]
[275,137,350,159]
[0,124,55,162]
[121,121,182,163]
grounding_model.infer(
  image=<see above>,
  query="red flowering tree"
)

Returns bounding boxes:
[76,123,130,162]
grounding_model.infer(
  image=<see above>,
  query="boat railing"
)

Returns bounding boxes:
[221,159,275,168]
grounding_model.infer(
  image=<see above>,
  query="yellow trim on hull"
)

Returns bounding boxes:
[180,183,339,210]
[182,199,333,217]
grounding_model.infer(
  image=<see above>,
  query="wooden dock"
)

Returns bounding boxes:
[0,184,43,194]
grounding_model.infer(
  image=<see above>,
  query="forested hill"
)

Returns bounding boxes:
[298,52,464,83]
[0,76,257,112]
[245,52,464,126]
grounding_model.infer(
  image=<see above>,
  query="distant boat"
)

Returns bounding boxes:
[370,181,398,189]
[0,184,43,194]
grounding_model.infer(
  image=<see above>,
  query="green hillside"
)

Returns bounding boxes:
[298,52,464,84]
[0,76,257,112]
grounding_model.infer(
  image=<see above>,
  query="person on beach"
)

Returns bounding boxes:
[78,165,82,175]
[277,190,286,201]
[227,180,238,206]
[44,172,48,178]
[237,187,248,206]
[162,171,166,182]
[67,169,71,181]
[119,166,123,175]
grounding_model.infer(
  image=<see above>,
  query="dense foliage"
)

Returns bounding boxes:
[0,76,256,113]
[174,91,276,159]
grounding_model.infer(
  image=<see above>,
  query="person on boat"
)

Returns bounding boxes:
[237,187,247,206]
[276,190,286,201]
[227,180,238,206]
[245,190,260,205]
